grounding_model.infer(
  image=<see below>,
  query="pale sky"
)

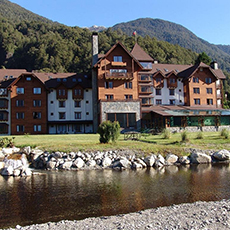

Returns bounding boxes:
[9,0,230,45]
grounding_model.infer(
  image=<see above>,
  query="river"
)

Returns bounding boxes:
[0,164,230,229]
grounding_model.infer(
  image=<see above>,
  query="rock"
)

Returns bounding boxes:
[178,156,190,164]
[144,155,156,167]
[165,154,178,165]
[119,158,132,169]
[212,149,230,161]
[13,169,21,177]
[72,158,85,168]
[155,154,165,167]
[46,160,57,170]
[136,158,147,168]
[190,151,212,164]
[68,152,76,159]
[0,161,5,169]
[1,165,13,176]
[102,157,112,167]
[86,159,96,167]
[60,161,72,169]
[132,162,143,169]
[22,146,31,155]
[23,168,32,176]
[52,152,63,159]
[0,150,5,159]
[2,147,20,155]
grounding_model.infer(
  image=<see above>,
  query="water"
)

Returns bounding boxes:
[1,164,230,228]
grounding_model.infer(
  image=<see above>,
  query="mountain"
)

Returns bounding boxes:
[87,25,106,32]
[111,18,230,71]
[0,0,56,24]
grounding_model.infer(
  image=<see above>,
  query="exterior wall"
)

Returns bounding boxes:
[10,75,47,135]
[154,79,184,105]
[100,100,141,130]
[187,68,217,107]
[48,88,93,134]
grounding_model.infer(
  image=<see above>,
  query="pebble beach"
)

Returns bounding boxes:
[3,199,230,230]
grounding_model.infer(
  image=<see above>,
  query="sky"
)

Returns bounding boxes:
[9,0,230,45]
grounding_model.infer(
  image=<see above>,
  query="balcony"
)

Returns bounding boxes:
[138,75,152,82]
[141,97,154,106]
[111,61,127,67]
[139,86,154,94]
[105,72,133,80]
[0,88,7,97]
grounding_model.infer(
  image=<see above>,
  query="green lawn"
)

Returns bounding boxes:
[3,131,230,156]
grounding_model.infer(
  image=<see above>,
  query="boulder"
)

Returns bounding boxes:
[190,151,211,164]
[178,156,190,165]
[60,161,72,169]
[155,154,165,168]
[46,160,57,170]
[72,158,85,168]
[119,158,132,169]
[144,155,156,167]
[166,153,178,165]
[0,161,5,169]
[0,150,5,159]
[22,146,31,155]
[136,158,147,168]
[132,162,143,169]
[212,149,230,161]
[86,159,96,167]
[102,157,112,167]
[1,165,13,176]
[13,169,21,177]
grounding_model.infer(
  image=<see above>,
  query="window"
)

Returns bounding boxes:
[193,77,199,83]
[124,82,132,89]
[16,112,24,119]
[105,95,114,100]
[33,112,41,119]
[170,78,176,84]
[207,99,213,105]
[113,56,122,62]
[34,125,41,132]
[0,99,7,108]
[59,101,65,108]
[17,88,24,94]
[206,88,213,94]
[125,95,133,100]
[156,89,161,95]
[193,88,200,94]
[75,101,81,107]
[16,125,24,132]
[26,77,31,81]
[16,100,24,107]
[156,78,161,83]
[169,99,175,105]
[33,88,41,94]
[156,99,162,105]
[105,81,113,89]
[140,62,152,69]
[58,89,65,96]
[74,89,82,95]
[169,89,175,96]
[33,100,41,107]
[75,112,81,119]
[205,78,212,84]
[194,99,200,105]
[59,112,65,119]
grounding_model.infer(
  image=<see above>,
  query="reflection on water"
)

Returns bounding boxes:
[0,164,230,228]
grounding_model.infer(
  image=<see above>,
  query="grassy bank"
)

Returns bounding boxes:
[3,131,230,156]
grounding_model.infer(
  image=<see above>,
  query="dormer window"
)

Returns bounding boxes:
[140,62,152,69]
[114,56,122,62]
[170,78,176,84]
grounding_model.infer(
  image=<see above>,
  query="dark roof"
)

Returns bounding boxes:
[131,43,154,62]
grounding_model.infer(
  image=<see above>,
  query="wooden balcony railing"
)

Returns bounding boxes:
[105,72,133,80]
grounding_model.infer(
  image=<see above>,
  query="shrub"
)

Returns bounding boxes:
[220,128,229,139]
[0,137,15,148]
[97,121,120,143]
[196,131,204,139]
[181,130,189,142]
[162,129,171,139]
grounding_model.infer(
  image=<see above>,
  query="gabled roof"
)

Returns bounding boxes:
[131,43,154,62]
[0,69,27,82]
[93,41,143,69]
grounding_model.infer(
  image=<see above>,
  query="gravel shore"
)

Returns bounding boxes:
[4,199,230,230]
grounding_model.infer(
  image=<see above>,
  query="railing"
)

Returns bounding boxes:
[139,87,153,94]
[138,75,152,82]
[105,72,133,80]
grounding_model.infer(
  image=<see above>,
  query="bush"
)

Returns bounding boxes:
[220,128,229,139]
[162,129,171,139]
[181,130,189,142]
[0,137,15,148]
[97,121,120,143]
[196,131,204,139]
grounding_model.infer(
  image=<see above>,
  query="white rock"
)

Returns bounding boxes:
[132,162,143,169]
[1,165,13,176]
[144,155,156,167]
[212,149,230,161]
[0,161,5,169]
[22,146,31,155]
[46,161,57,170]
[60,161,72,169]
[136,158,147,168]
[179,156,190,164]
[166,153,178,165]
[155,154,165,168]
[102,157,112,167]
[13,169,21,177]
[86,159,96,167]
[24,168,32,176]
[73,157,85,168]
[190,151,211,164]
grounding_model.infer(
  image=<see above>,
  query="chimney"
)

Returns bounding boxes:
[92,32,98,66]
[210,61,218,70]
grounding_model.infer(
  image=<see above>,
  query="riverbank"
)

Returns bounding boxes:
[3,199,230,230]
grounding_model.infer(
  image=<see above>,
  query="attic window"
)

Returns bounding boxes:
[164,68,168,72]
[26,77,31,81]
[114,56,122,62]
[72,78,77,82]
[84,75,88,78]
[78,78,82,82]
[175,69,179,73]
[57,78,61,82]
[156,68,160,71]
[48,76,52,79]
[10,76,13,79]
[63,79,67,82]
[200,67,203,72]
